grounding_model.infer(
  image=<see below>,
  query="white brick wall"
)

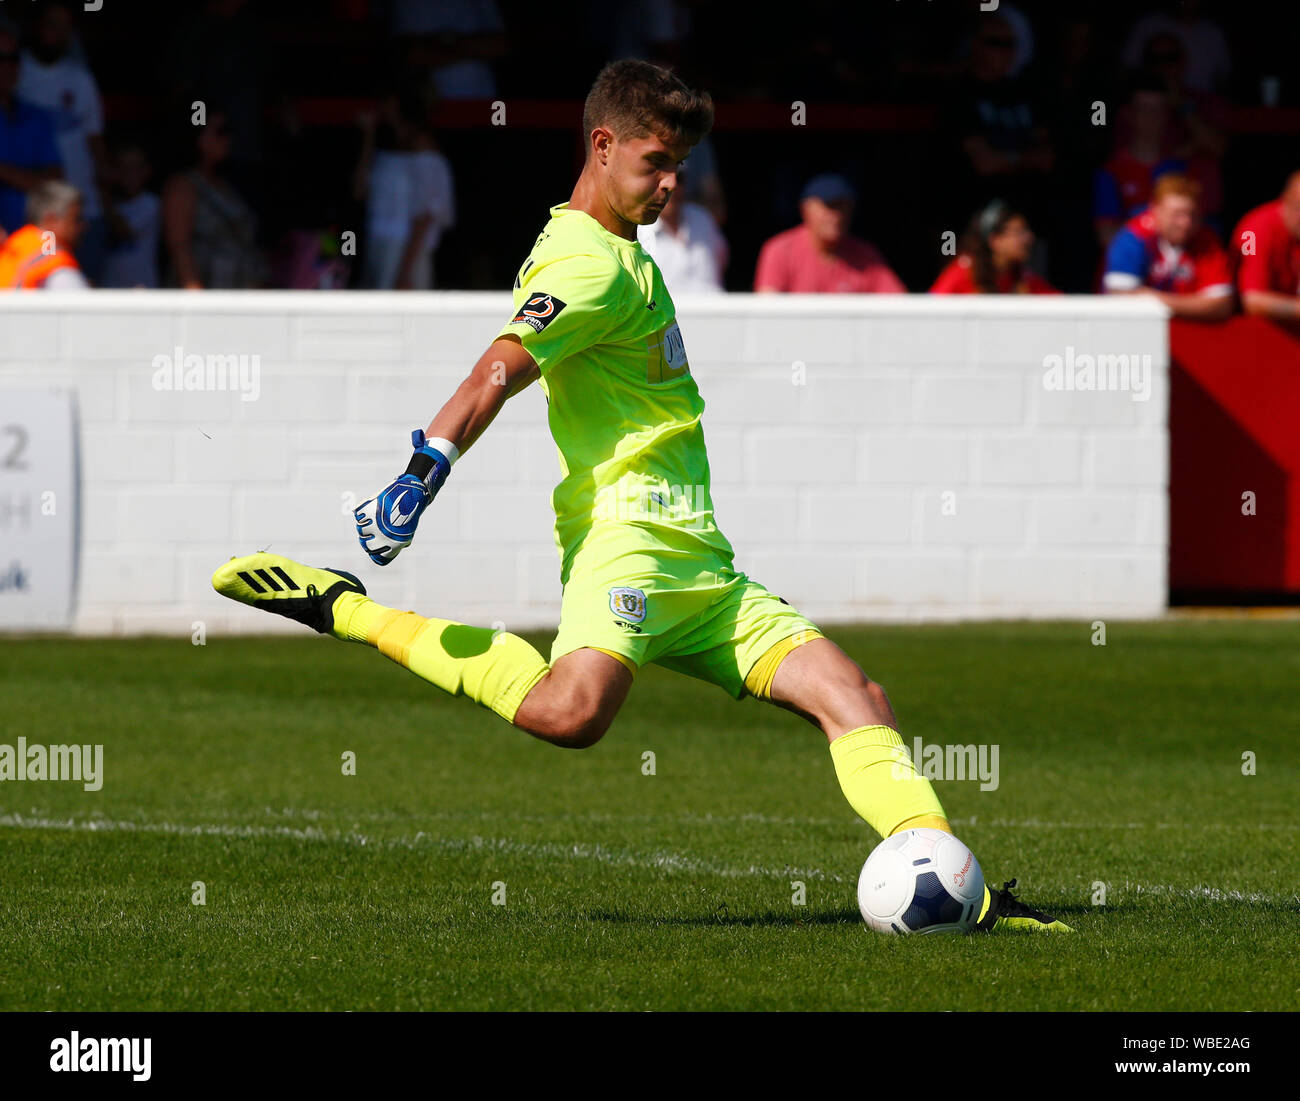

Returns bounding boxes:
[0,292,1169,634]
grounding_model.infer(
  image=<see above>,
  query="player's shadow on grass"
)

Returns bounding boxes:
[1033,903,1094,917]
[586,906,861,927]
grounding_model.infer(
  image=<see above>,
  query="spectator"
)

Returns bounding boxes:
[270,228,351,291]
[754,173,904,293]
[101,141,160,288]
[161,110,262,288]
[1046,17,1118,168]
[17,0,108,281]
[678,132,726,227]
[1121,0,1231,95]
[1094,77,1187,250]
[637,171,727,293]
[1102,173,1232,321]
[0,179,88,289]
[943,12,1053,230]
[649,59,725,224]
[1138,31,1228,234]
[0,23,60,236]
[1042,17,1118,292]
[164,0,270,213]
[607,0,692,71]
[931,201,1057,294]
[389,0,506,101]
[1232,171,1300,322]
[354,87,455,290]
[780,0,871,101]
[987,2,1036,79]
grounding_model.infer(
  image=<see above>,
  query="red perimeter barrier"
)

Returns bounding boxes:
[1170,316,1300,600]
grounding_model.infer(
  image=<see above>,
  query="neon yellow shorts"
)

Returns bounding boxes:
[550,544,824,700]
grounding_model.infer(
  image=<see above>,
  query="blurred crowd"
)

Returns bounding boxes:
[0,0,1296,323]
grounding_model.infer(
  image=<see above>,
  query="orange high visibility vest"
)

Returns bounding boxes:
[0,224,80,289]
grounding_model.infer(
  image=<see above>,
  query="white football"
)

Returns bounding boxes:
[857,827,984,934]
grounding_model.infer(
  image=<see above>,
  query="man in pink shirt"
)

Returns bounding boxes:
[754,173,906,293]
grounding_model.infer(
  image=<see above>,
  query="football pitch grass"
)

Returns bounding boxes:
[1,619,1297,1012]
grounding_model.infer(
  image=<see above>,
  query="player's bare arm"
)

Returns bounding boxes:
[353,335,539,565]
[425,334,539,454]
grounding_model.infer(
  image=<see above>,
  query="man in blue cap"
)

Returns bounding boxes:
[755,172,905,293]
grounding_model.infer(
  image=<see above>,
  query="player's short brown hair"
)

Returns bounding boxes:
[581,59,713,155]
[1152,173,1201,204]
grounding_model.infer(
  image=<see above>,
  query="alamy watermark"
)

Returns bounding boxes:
[1042,346,1151,402]
[50,1032,150,1081]
[0,738,103,791]
[892,737,1000,792]
[593,480,710,530]
[151,346,261,402]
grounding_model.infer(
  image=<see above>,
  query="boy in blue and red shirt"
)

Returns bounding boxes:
[1102,172,1232,321]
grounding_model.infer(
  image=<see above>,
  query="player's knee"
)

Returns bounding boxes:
[842,670,890,721]
[825,657,872,699]
[822,664,893,730]
[863,676,891,717]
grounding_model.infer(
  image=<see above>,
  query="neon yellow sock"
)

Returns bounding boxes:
[828,725,950,839]
[893,813,953,835]
[331,591,549,725]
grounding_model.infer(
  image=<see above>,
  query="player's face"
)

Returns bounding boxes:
[610,132,691,225]
[1154,195,1197,247]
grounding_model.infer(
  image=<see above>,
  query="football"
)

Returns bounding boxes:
[857,828,985,935]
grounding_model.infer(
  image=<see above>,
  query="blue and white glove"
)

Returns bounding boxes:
[354,429,457,565]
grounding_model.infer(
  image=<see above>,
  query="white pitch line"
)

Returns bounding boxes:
[1122,883,1293,905]
[185,805,859,829]
[0,812,839,882]
[3,813,1295,904]
[76,806,1299,833]
[949,818,1300,831]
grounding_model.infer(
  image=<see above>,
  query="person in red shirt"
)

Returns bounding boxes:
[754,173,905,293]
[1231,170,1300,322]
[931,200,1057,294]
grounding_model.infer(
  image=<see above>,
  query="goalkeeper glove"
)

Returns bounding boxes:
[354,429,456,565]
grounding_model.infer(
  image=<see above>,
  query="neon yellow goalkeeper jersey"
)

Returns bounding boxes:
[496,202,735,581]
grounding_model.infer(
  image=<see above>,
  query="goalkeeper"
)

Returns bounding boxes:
[214,59,1068,933]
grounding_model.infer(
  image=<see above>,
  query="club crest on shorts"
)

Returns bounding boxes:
[609,586,646,623]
